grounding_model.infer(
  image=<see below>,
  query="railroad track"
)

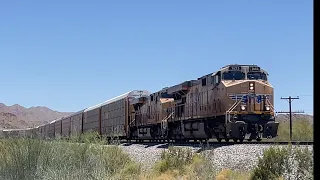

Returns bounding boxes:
[119,140,314,147]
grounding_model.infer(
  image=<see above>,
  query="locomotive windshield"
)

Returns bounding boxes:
[247,72,267,80]
[222,71,245,80]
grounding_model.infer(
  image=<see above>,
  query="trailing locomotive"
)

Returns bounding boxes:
[0,64,279,142]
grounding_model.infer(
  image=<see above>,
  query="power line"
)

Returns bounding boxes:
[277,96,305,141]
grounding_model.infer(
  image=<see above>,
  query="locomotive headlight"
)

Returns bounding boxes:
[249,83,254,87]
[249,86,254,90]
[265,106,270,111]
[240,105,246,111]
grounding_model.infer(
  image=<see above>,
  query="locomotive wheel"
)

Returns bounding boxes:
[225,138,230,142]
[256,138,262,142]
[217,138,222,142]
[239,139,244,143]
[233,138,238,142]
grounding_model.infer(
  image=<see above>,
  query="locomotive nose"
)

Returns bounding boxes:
[225,80,273,113]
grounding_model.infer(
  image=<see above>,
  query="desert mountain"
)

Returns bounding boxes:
[275,114,313,124]
[0,103,73,130]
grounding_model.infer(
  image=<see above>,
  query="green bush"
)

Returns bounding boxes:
[188,152,217,180]
[250,146,290,180]
[153,146,194,174]
[151,146,217,179]
[251,145,313,180]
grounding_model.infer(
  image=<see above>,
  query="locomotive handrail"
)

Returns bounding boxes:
[161,111,174,131]
[129,118,136,125]
[225,95,245,124]
[161,112,174,123]
[265,98,276,113]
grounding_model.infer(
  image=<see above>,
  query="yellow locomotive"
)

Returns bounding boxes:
[130,64,279,142]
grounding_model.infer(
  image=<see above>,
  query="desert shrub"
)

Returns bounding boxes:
[275,118,313,141]
[292,146,313,180]
[153,146,194,174]
[151,147,217,180]
[292,119,313,141]
[186,152,217,180]
[251,146,290,180]
[251,145,313,180]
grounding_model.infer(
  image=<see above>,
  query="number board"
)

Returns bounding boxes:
[249,66,260,71]
[229,66,241,71]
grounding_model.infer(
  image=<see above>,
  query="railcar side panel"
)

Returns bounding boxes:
[83,108,100,133]
[54,120,62,137]
[61,117,71,137]
[31,127,38,138]
[44,124,49,138]
[101,99,126,137]
[48,123,55,138]
[25,129,31,138]
[70,112,83,136]
[40,125,45,138]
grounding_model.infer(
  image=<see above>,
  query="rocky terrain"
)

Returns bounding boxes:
[118,143,313,172]
[0,103,73,130]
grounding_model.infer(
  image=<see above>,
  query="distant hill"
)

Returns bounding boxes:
[275,114,313,124]
[0,103,73,130]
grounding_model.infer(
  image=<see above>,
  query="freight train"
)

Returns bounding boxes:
[0,64,279,142]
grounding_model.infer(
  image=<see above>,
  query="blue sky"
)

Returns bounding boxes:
[0,1,313,115]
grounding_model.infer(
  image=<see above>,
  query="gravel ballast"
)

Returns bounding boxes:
[118,143,313,172]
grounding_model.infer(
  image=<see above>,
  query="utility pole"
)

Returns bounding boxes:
[277,96,304,141]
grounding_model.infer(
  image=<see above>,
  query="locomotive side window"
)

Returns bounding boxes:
[212,71,221,85]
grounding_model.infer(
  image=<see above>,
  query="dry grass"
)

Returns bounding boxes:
[215,169,251,180]
[0,137,140,180]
